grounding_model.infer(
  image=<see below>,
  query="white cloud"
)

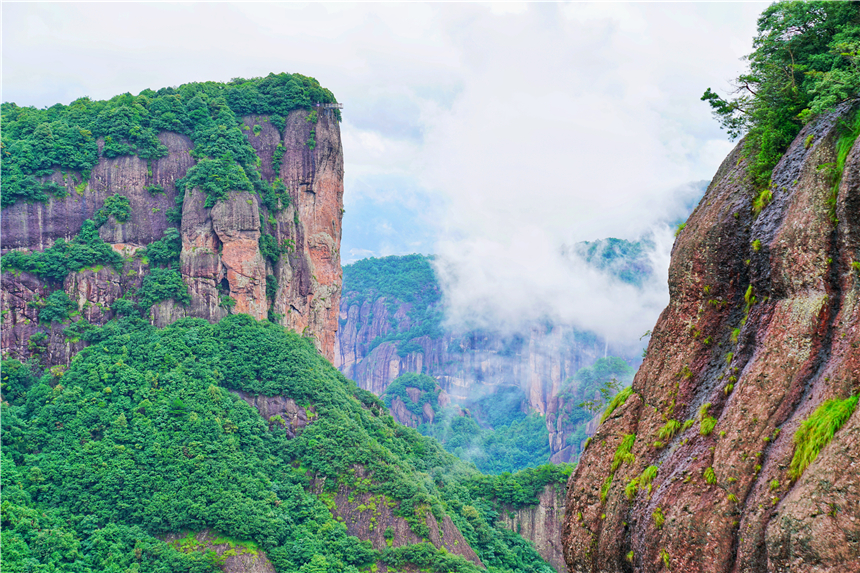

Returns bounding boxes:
[2,1,767,342]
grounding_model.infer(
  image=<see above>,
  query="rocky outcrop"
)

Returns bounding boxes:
[164,529,275,573]
[231,390,315,438]
[1,108,343,364]
[312,467,483,567]
[562,103,860,573]
[498,484,567,572]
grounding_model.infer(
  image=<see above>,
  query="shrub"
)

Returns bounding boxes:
[703,467,716,485]
[93,193,131,227]
[658,419,681,442]
[137,268,190,310]
[144,227,182,267]
[38,290,75,323]
[789,395,858,479]
[611,434,636,472]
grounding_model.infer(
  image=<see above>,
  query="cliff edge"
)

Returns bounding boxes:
[562,103,860,572]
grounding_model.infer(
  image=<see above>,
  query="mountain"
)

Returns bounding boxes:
[335,250,648,467]
[1,74,343,363]
[0,75,568,573]
[562,101,860,573]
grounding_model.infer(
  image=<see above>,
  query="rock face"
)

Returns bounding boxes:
[562,104,860,573]
[164,529,275,573]
[498,484,567,573]
[336,293,628,463]
[1,109,343,364]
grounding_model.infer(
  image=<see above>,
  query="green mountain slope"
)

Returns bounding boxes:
[2,315,565,572]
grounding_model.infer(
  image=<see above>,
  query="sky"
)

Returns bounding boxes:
[2,1,769,344]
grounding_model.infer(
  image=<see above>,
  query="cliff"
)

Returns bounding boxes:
[2,100,343,363]
[335,254,643,464]
[562,103,860,573]
[498,483,567,573]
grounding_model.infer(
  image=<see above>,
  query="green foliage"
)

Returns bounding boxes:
[1,359,39,404]
[382,373,439,418]
[639,465,658,495]
[600,475,613,503]
[38,290,75,323]
[624,477,639,500]
[421,408,553,475]
[0,219,123,282]
[343,255,444,356]
[657,419,681,442]
[2,315,555,573]
[93,193,131,227]
[674,222,686,237]
[652,506,665,529]
[137,268,191,310]
[266,274,278,300]
[789,394,858,479]
[144,227,183,267]
[611,434,636,472]
[464,463,574,509]
[702,2,860,189]
[704,466,717,485]
[259,234,283,263]
[271,143,286,175]
[146,184,165,195]
[599,385,634,424]
[2,73,338,210]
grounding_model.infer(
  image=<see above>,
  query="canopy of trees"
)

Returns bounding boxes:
[702,1,860,188]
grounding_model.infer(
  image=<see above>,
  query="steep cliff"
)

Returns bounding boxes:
[1,76,343,363]
[562,103,860,573]
[498,483,567,573]
[335,254,644,464]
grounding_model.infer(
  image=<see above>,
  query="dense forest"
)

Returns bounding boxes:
[2,316,569,572]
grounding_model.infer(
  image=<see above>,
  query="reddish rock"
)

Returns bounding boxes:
[2,109,343,365]
[562,104,860,573]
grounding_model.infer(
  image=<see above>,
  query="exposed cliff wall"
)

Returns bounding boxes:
[336,285,634,463]
[562,103,860,573]
[1,108,343,363]
[498,483,566,573]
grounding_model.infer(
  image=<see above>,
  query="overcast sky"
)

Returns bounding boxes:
[2,1,768,343]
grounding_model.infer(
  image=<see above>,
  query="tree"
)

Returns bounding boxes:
[702,1,860,188]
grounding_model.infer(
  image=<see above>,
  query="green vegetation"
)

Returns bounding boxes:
[137,268,191,311]
[93,193,131,227]
[37,290,75,324]
[639,465,658,495]
[702,2,860,189]
[704,466,717,485]
[699,403,718,436]
[599,386,634,424]
[0,219,123,282]
[2,73,336,210]
[611,434,636,472]
[342,255,443,356]
[652,506,665,529]
[1,316,557,573]
[144,227,183,268]
[657,419,681,442]
[789,394,858,479]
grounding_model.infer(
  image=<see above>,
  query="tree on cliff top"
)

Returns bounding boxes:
[702,0,860,188]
